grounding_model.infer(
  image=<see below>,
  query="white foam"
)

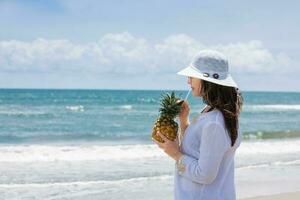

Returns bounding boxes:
[0,144,164,162]
[0,110,47,116]
[245,104,300,112]
[1,138,300,162]
[237,138,300,155]
[119,105,132,110]
[273,159,300,166]
[65,105,84,112]
[237,159,300,170]
[0,175,172,188]
[137,98,157,103]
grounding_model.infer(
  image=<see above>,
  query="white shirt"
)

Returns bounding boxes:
[174,108,242,200]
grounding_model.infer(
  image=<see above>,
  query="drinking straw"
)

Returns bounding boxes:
[184,89,191,101]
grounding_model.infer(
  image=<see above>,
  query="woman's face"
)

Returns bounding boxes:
[187,76,202,97]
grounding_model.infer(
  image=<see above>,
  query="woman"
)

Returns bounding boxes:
[153,50,243,200]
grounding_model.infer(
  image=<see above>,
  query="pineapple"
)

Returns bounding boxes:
[151,91,184,143]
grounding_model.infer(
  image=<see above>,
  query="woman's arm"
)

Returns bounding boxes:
[176,122,230,185]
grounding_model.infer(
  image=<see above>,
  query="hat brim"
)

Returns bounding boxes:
[177,66,238,88]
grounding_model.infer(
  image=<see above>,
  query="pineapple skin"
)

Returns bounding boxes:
[151,91,183,143]
[151,116,179,142]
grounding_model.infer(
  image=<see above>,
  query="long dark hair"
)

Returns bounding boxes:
[200,80,243,147]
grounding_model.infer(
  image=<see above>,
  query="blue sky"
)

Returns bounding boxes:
[0,0,299,91]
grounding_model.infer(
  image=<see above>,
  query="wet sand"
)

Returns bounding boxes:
[241,191,300,200]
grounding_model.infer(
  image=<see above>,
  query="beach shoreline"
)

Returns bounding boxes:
[241,191,300,200]
[1,89,300,199]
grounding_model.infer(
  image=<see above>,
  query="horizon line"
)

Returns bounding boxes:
[0,87,299,93]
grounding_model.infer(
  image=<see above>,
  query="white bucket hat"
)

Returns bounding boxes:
[177,49,238,88]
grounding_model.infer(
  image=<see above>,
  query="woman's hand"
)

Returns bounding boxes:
[178,100,190,123]
[152,131,183,161]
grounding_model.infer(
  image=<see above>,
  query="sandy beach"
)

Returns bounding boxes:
[242,191,300,200]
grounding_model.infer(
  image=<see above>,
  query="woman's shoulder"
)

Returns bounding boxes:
[196,108,225,126]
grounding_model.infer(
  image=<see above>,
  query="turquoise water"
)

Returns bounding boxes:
[1,89,300,143]
[0,89,300,199]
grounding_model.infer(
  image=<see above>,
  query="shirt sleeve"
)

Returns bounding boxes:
[176,122,230,184]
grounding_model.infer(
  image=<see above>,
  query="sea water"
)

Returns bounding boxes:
[0,89,300,199]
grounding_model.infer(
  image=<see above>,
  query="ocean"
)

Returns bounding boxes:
[0,89,300,199]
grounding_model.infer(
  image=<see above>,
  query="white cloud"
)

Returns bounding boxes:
[0,32,296,75]
[211,40,277,74]
[0,39,92,72]
[98,32,152,74]
[154,34,204,73]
